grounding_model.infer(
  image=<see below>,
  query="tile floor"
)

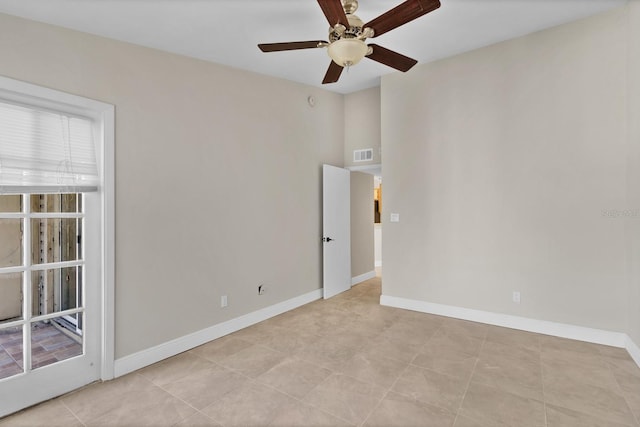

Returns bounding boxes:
[1,275,640,426]
[0,322,82,380]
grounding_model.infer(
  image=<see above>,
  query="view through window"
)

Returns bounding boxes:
[0,193,85,380]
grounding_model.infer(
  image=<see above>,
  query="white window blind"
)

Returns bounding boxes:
[0,100,98,194]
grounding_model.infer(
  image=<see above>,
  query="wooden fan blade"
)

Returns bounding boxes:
[364,0,440,38]
[322,61,344,84]
[318,0,350,27]
[367,44,418,72]
[258,41,328,52]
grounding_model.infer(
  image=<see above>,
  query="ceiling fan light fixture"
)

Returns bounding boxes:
[327,38,368,67]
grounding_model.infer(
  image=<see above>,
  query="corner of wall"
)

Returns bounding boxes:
[626,0,640,349]
[344,87,382,168]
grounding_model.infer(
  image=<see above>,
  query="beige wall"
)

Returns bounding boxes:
[0,13,344,358]
[627,1,640,346]
[350,172,374,278]
[374,224,382,267]
[344,87,381,167]
[381,6,631,332]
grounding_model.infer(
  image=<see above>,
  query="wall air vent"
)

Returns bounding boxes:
[353,148,374,162]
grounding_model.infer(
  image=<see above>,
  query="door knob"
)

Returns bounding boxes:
[322,237,334,242]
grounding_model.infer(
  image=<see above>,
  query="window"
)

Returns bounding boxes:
[0,193,85,378]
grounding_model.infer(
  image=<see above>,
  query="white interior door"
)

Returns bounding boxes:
[322,164,351,299]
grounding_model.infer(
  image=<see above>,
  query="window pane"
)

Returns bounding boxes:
[30,194,80,213]
[31,218,80,265]
[0,195,22,213]
[31,317,82,370]
[0,326,23,379]
[31,267,79,316]
[0,273,22,325]
[0,219,22,268]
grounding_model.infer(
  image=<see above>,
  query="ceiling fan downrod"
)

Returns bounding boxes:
[342,0,359,15]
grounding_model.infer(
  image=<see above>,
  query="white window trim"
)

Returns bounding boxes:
[0,75,115,380]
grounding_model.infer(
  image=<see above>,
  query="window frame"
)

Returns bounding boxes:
[0,75,115,382]
[0,194,86,374]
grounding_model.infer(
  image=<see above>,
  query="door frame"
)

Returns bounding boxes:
[347,164,382,272]
[0,76,115,416]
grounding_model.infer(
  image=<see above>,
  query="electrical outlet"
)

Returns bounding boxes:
[512,291,521,304]
[221,295,228,308]
[258,285,266,295]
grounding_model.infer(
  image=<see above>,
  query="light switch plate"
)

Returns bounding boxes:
[390,213,400,223]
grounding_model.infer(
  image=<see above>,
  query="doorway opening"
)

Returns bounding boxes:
[374,175,382,280]
[346,164,382,286]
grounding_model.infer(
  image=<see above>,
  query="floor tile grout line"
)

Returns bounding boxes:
[358,388,388,427]
[374,323,473,417]
[249,369,357,427]
[266,380,356,426]
[451,334,483,427]
[254,352,337,397]
[537,336,548,427]
[607,365,640,426]
[540,339,640,427]
[186,295,399,425]
[188,328,358,426]
[132,366,247,424]
[355,295,411,427]
[144,369,237,426]
[59,396,87,427]
[541,341,640,426]
[293,302,415,425]
[358,357,414,427]
[605,358,640,427]
[136,372,209,422]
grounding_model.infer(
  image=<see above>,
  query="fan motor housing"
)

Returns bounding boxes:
[329,14,365,42]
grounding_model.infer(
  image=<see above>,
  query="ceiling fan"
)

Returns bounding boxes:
[258,0,441,84]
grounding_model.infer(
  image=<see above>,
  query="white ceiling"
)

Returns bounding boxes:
[0,0,627,94]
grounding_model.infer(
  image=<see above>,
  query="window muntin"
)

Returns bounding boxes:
[0,193,85,380]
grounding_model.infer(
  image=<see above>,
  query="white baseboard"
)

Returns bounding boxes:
[375,261,382,267]
[627,335,640,368]
[352,270,376,285]
[114,289,322,378]
[380,294,628,349]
